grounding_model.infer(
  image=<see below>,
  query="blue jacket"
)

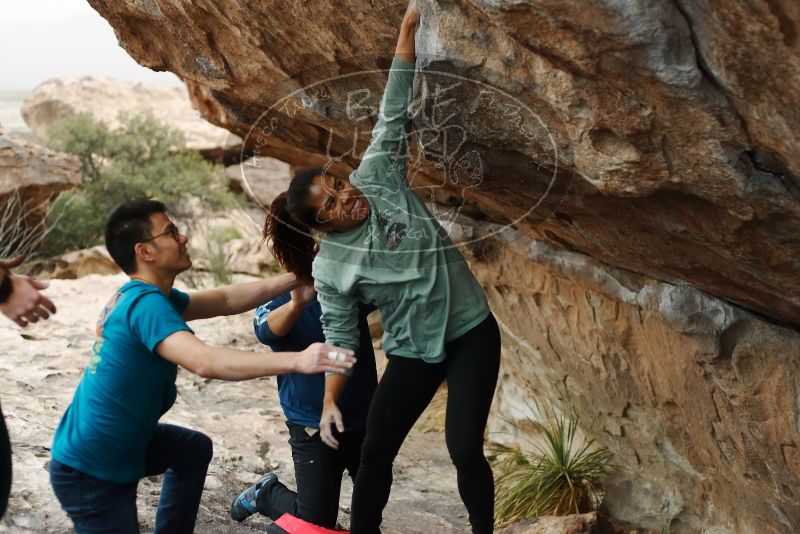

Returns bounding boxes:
[254,294,377,431]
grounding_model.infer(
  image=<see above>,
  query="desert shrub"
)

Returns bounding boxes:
[492,404,612,526]
[203,225,242,285]
[182,224,244,288]
[0,189,60,259]
[41,112,234,256]
[211,225,243,244]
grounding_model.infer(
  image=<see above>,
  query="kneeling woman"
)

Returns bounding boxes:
[230,193,378,529]
[285,3,501,533]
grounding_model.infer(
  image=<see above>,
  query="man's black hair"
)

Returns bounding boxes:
[105,199,167,274]
[287,166,326,229]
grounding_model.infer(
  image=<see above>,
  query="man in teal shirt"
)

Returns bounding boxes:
[50,199,355,534]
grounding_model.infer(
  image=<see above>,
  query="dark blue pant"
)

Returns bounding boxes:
[256,422,364,528]
[50,423,213,534]
[0,404,11,519]
[350,313,501,534]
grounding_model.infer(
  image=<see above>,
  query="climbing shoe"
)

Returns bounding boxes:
[229,472,278,522]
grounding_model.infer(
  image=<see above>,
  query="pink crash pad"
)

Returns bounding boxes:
[272,513,349,534]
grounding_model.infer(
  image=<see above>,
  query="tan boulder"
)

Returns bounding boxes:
[24,245,121,280]
[21,77,240,161]
[0,133,80,256]
[466,223,800,533]
[225,238,275,276]
[225,157,291,207]
[498,513,600,534]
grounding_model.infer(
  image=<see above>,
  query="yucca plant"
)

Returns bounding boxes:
[492,406,612,526]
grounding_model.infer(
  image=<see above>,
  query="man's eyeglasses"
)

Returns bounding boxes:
[141,225,180,243]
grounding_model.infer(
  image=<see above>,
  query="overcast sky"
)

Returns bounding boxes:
[1,0,181,90]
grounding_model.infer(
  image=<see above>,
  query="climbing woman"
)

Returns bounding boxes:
[284,2,502,532]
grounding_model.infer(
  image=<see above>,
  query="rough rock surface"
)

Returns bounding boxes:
[20,77,239,161]
[24,246,121,280]
[467,223,800,533]
[225,156,291,207]
[0,134,80,254]
[82,1,800,532]
[497,512,598,534]
[87,0,800,325]
[0,135,80,199]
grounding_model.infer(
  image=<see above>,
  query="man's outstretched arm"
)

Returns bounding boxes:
[183,272,298,321]
[157,330,355,381]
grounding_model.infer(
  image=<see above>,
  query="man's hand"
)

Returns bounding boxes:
[0,256,57,327]
[320,399,345,449]
[0,256,24,272]
[294,343,356,375]
[290,284,317,307]
[0,275,57,327]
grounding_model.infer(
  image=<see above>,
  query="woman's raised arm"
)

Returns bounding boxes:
[354,1,420,186]
[395,1,420,64]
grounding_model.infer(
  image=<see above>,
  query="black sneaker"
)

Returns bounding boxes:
[229,473,278,522]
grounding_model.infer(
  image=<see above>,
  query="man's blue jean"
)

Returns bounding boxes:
[49,423,213,534]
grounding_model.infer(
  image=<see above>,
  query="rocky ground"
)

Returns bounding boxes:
[0,273,468,533]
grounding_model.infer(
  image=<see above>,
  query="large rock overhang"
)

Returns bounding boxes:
[88,0,800,326]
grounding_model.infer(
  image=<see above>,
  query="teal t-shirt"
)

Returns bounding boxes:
[313,58,490,363]
[51,280,192,484]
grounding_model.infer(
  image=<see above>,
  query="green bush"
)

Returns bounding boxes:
[42,112,234,256]
[180,224,245,289]
[211,225,243,244]
[203,225,243,285]
[492,404,612,526]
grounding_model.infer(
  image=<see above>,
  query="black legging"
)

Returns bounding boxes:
[350,313,501,534]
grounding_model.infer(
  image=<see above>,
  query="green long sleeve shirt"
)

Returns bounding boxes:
[312,58,490,363]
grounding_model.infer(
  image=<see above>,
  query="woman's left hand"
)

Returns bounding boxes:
[320,400,345,449]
